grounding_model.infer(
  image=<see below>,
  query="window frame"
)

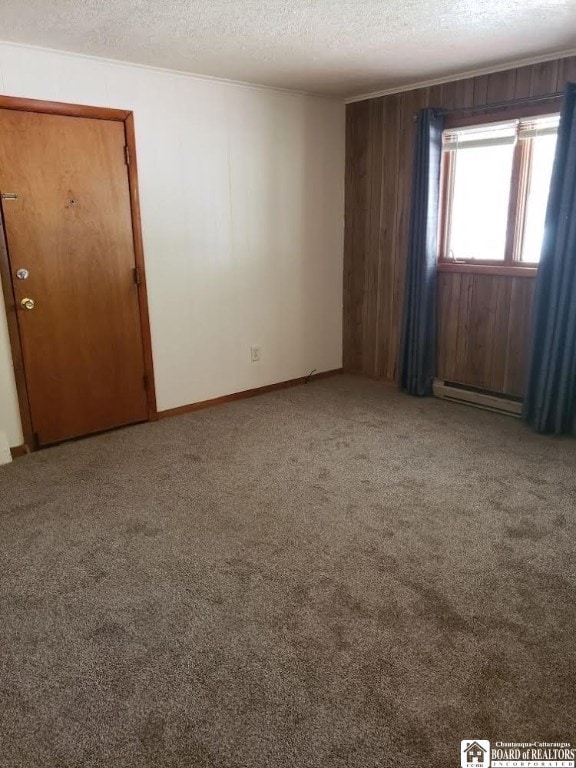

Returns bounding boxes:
[437,103,560,277]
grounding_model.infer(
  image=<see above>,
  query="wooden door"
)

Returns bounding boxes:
[0,109,149,446]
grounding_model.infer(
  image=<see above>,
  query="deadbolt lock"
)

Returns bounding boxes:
[20,298,35,310]
[16,268,29,280]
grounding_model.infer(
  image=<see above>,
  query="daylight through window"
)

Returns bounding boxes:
[439,113,560,266]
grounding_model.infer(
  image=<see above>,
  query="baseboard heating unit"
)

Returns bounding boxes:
[433,379,522,417]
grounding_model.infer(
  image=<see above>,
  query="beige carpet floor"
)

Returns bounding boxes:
[1,374,575,767]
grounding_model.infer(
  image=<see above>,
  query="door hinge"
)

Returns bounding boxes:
[133,266,141,285]
[124,145,130,166]
[143,374,148,390]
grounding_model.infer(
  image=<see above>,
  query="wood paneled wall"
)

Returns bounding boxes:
[344,55,576,393]
[437,272,535,396]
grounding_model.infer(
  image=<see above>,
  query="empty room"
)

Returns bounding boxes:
[0,2,575,766]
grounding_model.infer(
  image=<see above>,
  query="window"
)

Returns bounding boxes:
[439,112,559,270]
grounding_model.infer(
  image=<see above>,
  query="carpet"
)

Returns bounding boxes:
[1,374,575,767]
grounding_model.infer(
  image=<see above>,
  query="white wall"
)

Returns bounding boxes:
[0,43,345,447]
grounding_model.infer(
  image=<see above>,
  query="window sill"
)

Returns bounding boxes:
[437,262,538,278]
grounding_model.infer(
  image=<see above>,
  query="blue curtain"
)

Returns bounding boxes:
[400,108,444,396]
[523,83,576,435]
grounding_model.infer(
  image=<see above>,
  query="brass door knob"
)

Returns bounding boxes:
[20,298,35,310]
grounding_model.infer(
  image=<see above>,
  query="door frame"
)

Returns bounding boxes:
[0,95,158,450]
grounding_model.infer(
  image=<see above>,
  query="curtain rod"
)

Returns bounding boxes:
[435,91,564,117]
[413,91,564,119]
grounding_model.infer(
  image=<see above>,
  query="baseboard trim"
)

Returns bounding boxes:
[10,444,30,459]
[158,368,343,420]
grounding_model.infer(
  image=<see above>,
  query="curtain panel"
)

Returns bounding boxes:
[400,108,444,396]
[523,83,576,435]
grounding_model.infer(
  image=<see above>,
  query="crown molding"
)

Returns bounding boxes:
[0,39,342,102]
[345,48,576,104]
[1,39,574,106]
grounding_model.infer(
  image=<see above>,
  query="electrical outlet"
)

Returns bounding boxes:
[251,345,262,363]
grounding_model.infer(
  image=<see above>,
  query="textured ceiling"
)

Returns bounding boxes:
[0,0,575,98]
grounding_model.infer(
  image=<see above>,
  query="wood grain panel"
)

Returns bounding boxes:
[343,54,575,396]
[556,57,576,90]
[490,277,514,392]
[435,273,534,396]
[453,274,473,384]
[376,94,402,379]
[362,98,385,377]
[343,101,370,372]
[487,70,517,103]
[467,276,499,388]
[441,79,475,111]
[437,271,461,381]
[530,61,560,96]
[505,278,536,395]
[514,66,534,99]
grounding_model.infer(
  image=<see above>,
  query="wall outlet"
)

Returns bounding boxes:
[251,345,262,363]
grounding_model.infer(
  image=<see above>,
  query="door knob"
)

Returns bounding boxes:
[20,298,35,310]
